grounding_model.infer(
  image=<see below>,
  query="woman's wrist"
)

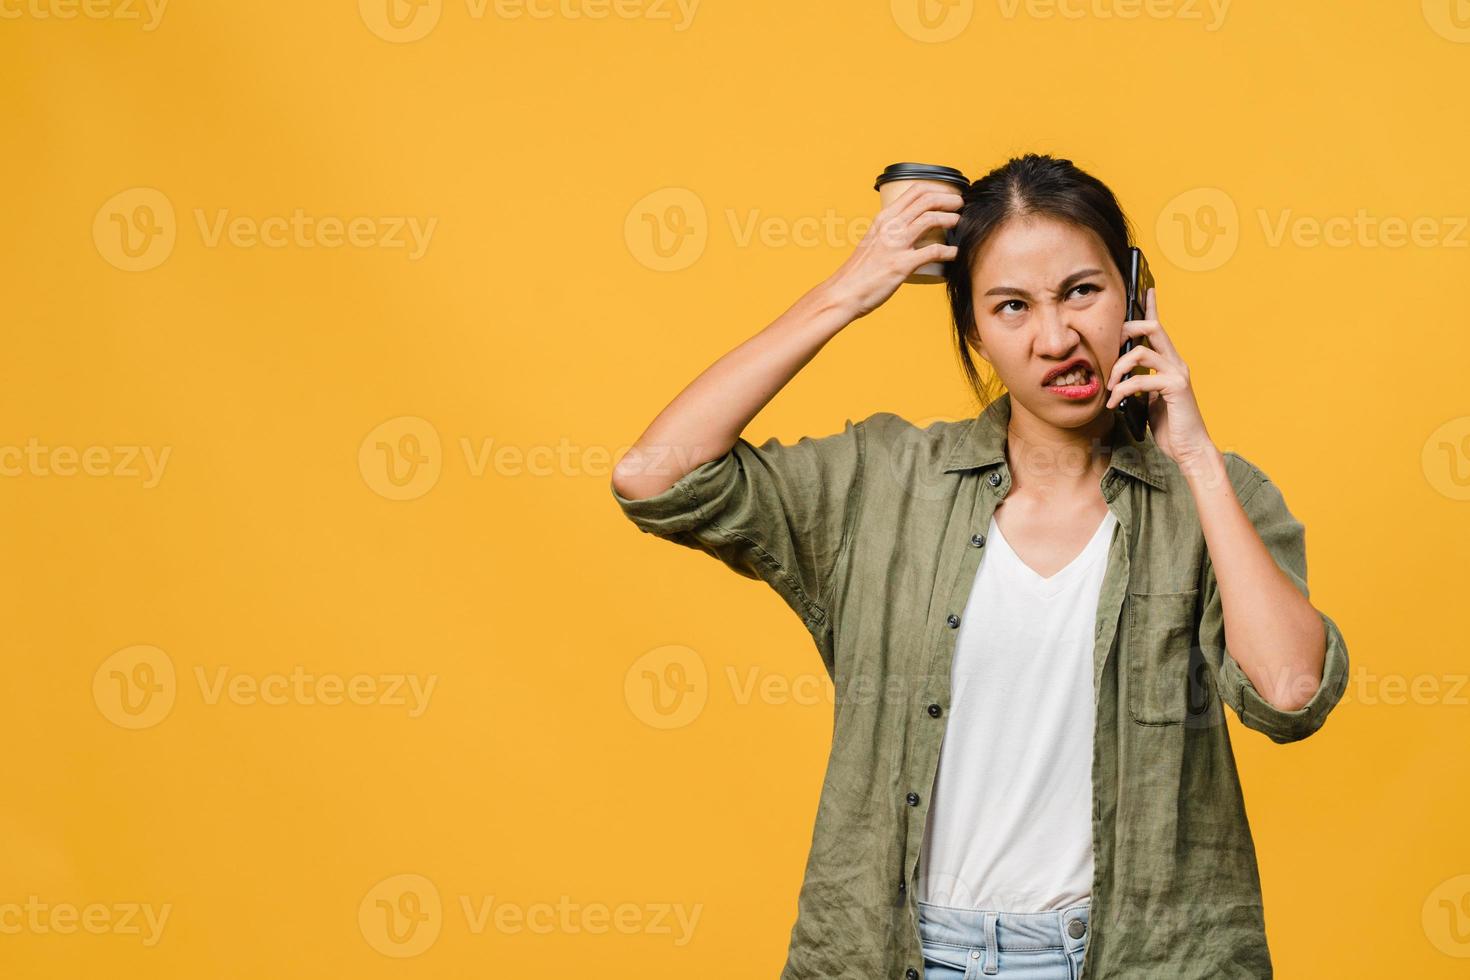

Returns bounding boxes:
[805,278,864,328]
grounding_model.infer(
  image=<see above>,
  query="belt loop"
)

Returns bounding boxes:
[982,911,998,974]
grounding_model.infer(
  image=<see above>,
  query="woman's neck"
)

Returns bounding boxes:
[1003,401,1115,498]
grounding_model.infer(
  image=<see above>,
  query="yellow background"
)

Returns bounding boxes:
[2,0,1468,976]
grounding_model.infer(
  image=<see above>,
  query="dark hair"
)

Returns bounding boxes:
[944,153,1137,412]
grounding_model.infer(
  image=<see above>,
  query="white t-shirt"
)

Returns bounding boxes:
[916,507,1118,912]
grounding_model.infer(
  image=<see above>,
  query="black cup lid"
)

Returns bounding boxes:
[874,162,969,191]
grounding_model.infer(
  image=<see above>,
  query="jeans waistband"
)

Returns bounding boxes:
[916,898,1090,955]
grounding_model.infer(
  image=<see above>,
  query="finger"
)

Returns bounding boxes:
[1120,316,1181,361]
[907,209,962,244]
[1106,344,1163,391]
[878,198,962,248]
[874,183,930,225]
[897,189,964,226]
[908,240,958,270]
[1145,286,1158,321]
[1104,371,1169,409]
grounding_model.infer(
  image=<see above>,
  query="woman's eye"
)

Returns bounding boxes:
[1069,283,1101,299]
[997,300,1025,315]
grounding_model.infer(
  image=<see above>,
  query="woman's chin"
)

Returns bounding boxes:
[1012,389,1108,429]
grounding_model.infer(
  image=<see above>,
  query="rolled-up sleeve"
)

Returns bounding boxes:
[609,418,866,657]
[1197,455,1351,744]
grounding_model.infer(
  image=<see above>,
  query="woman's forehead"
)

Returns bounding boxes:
[971,216,1113,281]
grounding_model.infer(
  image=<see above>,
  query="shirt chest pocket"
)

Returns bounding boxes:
[1126,589,1201,726]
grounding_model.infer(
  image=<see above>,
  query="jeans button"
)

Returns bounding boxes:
[1068,918,1086,939]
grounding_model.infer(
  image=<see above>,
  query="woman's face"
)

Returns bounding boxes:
[966,214,1127,432]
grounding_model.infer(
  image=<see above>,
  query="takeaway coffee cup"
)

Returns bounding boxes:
[873,162,969,284]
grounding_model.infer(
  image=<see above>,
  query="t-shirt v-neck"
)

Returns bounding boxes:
[987,509,1117,599]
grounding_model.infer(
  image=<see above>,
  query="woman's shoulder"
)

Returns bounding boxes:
[846,410,979,477]
[853,409,974,442]
[846,408,970,449]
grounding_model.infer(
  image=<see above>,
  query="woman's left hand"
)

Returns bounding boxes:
[1103,287,1217,467]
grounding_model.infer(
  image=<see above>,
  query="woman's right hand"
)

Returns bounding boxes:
[819,184,964,320]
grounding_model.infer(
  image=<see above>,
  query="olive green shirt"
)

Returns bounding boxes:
[610,391,1350,979]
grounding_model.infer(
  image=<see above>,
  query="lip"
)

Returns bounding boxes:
[1040,357,1096,387]
[1041,358,1101,401]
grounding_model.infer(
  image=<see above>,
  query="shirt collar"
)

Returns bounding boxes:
[941,391,1169,491]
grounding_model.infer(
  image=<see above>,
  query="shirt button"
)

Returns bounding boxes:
[898,878,906,893]
[906,792,920,806]
[1068,918,1087,938]
[927,703,942,717]
[906,969,919,980]
[988,471,1002,486]
[970,533,985,547]
[947,614,960,629]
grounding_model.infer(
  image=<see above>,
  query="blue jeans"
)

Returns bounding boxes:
[917,899,1089,979]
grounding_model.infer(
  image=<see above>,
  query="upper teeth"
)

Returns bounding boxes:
[1050,368,1090,386]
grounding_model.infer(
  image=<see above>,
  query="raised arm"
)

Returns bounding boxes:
[610,183,962,501]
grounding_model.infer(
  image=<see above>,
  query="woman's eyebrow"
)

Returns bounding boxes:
[982,268,1105,300]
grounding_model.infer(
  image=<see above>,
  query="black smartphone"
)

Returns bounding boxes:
[1118,247,1154,441]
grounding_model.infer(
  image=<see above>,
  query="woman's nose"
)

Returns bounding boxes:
[1034,305,1077,356]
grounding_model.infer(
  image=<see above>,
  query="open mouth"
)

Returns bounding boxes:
[1041,359,1100,398]
[1042,360,1095,387]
